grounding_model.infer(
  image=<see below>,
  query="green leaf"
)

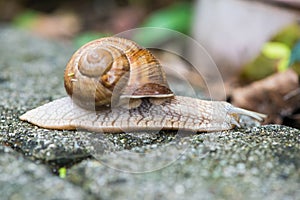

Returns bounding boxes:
[142,2,192,33]
[241,42,292,81]
[12,10,39,29]
[134,2,193,46]
[262,42,290,72]
[58,167,67,178]
[272,23,300,48]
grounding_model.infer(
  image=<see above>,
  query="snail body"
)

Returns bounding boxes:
[20,37,266,133]
[19,96,265,133]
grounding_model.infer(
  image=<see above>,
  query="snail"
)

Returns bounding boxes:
[20,37,266,133]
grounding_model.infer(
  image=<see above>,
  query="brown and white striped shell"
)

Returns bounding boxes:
[64,37,173,110]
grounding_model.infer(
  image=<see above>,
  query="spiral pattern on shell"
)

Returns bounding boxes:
[64,37,173,110]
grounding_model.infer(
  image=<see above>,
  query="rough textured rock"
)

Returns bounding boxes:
[66,125,300,199]
[0,25,299,200]
[0,145,89,200]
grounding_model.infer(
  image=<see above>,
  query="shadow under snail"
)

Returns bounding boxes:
[20,37,266,133]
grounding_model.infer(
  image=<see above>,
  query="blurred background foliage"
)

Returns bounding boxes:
[0,0,193,46]
[1,0,299,79]
[1,0,300,83]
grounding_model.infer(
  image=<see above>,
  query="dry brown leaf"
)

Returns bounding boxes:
[230,69,300,127]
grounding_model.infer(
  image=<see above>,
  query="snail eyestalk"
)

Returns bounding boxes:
[228,107,267,122]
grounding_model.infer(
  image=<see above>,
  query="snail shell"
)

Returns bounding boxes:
[20,37,266,133]
[64,37,173,109]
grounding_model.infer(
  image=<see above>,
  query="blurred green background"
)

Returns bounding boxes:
[0,0,193,46]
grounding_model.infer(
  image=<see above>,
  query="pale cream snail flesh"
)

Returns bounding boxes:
[20,37,266,133]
